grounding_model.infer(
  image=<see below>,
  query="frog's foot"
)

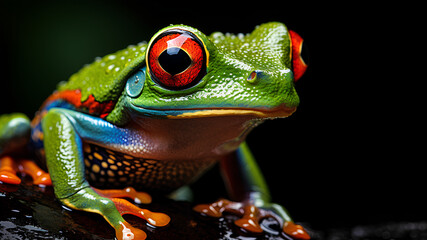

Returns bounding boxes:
[93,187,170,227]
[0,156,52,186]
[194,199,310,239]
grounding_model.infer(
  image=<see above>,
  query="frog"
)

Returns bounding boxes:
[0,22,309,240]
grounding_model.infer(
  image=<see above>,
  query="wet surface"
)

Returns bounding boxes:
[1,178,427,240]
[0,178,294,240]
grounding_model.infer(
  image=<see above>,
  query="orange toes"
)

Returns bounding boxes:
[20,159,52,186]
[111,198,170,227]
[234,205,263,233]
[194,200,264,233]
[0,156,51,186]
[93,187,152,204]
[194,199,311,239]
[193,203,223,218]
[193,199,233,218]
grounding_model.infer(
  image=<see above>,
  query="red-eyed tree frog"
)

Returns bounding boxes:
[0,22,309,240]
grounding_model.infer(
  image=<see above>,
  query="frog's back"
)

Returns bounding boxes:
[30,42,147,123]
[29,43,148,168]
[59,42,147,104]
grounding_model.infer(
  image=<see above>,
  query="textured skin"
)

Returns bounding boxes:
[41,108,89,199]
[59,42,147,103]
[57,42,147,126]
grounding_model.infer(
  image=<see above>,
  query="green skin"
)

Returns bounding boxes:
[0,22,304,239]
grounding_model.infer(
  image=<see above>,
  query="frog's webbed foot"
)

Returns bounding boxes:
[61,187,170,240]
[194,199,310,239]
[0,156,52,186]
[93,187,170,227]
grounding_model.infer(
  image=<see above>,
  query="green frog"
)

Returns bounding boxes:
[0,22,309,239]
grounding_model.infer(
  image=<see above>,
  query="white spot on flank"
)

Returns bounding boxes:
[107,64,115,71]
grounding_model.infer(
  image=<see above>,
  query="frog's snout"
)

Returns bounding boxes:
[244,68,299,112]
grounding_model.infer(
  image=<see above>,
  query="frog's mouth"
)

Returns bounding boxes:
[165,106,296,119]
[128,102,297,119]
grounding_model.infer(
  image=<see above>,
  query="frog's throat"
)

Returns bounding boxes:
[128,102,296,119]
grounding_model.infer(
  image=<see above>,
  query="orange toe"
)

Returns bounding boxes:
[115,221,147,240]
[33,173,52,186]
[140,208,170,227]
[20,159,52,186]
[0,170,21,185]
[0,156,21,185]
[283,221,311,240]
[124,187,151,204]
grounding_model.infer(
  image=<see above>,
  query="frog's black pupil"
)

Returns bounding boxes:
[158,47,192,75]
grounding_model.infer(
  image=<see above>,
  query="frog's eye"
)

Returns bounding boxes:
[147,29,207,90]
[289,30,308,82]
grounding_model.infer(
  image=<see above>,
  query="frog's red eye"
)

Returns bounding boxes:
[289,30,308,82]
[147,29,207,90]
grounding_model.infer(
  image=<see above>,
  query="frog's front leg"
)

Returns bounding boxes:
[42,108,169,240]
[194,142,310,239]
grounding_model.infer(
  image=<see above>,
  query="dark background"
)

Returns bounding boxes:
[0,0,423,232]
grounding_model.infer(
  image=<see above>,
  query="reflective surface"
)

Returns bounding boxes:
[2,177,427,239]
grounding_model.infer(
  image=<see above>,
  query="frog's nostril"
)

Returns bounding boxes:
[246,70,261,83]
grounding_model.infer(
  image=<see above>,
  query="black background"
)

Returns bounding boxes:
[0,0,424,231]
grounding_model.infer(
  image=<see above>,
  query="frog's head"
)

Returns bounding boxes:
[125,22,307,120]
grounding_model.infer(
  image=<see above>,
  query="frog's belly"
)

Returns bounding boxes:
[83,143,216,193]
